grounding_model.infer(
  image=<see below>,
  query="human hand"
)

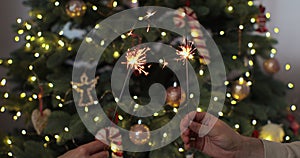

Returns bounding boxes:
[58,140,109,158]
[180,112,264,158]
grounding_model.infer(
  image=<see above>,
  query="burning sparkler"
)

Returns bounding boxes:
[176,40,196,64]
[122,47,150,76]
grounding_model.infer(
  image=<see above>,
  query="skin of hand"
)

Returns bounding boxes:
[180,112,264,158]
[58,140,109,158]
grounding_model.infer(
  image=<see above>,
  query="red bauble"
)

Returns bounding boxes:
[166,86,186,108]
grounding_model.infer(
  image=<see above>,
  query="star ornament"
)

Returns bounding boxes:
[176,40,196,64]
[122,47,150,75]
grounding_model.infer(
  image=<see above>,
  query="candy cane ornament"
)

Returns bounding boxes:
[173,7,211,65]
[95,126,123,158]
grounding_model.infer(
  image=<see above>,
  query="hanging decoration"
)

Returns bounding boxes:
[256,4,268,33]
[65,0,87,18]
[231,78,250,101]
[129,124,150,145]
[263,58,280,74]
[259,122,285,142]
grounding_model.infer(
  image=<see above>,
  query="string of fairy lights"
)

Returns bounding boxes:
[0,0,298,157]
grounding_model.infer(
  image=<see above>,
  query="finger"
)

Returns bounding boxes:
[188,121,201,134]
[90,151,109,158]
[181,134,190,144]
[81,140,109,155]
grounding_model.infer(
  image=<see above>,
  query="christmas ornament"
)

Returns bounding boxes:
[71,73,99,107]
[287,114,300,135]
[95,126,123,158]
[231,78,250,101]
[259,122,285,142]
[263,58,280,74]
[31,109,51,135]
[166,86,186,108]
[129,124,150,145]
[65,0,87,18]
[174,7,210,64]
[256,4,268,33]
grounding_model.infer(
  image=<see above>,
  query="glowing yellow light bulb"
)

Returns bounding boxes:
[218,112,224,116]
[54,1,59,6]
[250,49,256,55]
[291,104,297,111]
[94,116,100,122]
[13,116,18,120]
[234,124,240,129]
[18,29,24,35]
[45,136,50,142]
[21,129,27,135]
[3,92,9,99]
[121,34,126,39]
[25,43,31,48]
[161,32,167,37]
[48,83,54,88]
[248,60,254,66]
[113,51,120,58]
[199,69,204,76]
[274,27,280,33]
[252,120,257,125]
[92,5,97,11]
[288,83,294,89]
[0,78,6,86]
[64,127,69,132]
[231,100,237,105]
[266,32,271,37]
[285,64,291,71]
[220,31,225,35]
[28,65,34,70]
[36,14,43,19]
[29,76,37,82]
[0,106,6,112]
[25,23,32,30]
[67,46,72,51]
[266,12,271,19]
[250,18,256,23]
[58,30,64,35]
[58,40,65,47]
[271,48,277,54]
[16,111,21,117]
[178,148,184,152]
[8,152,13,157]
[16,18,22,24]
[113,1,117,7]
[232,55,237,60]
[14,36,20,42]
[239,25,244,30]
[6,139,12,145]
[197,107,202,112]
[248,1,254,6]
[37,32,42,37]
[227,6,233,12]
[118,115,124,120]
[7,59,13,65]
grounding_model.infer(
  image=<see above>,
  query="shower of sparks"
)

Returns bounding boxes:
[144,10,156,32]
[144,10,157,20]
[122,47,150,75]
[176,40,196,64]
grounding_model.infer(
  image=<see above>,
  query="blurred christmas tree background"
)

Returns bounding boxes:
[0,0,300,157]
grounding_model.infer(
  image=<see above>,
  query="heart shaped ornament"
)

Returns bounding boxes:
[31,109,51,135]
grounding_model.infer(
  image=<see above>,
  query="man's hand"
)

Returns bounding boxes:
[58,140,109,158]
[180,112,264,158]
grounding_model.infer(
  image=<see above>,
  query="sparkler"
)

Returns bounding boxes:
[175,39,196,94]
[111,47,150,124]
[121,47,150,76]
[176,40,196,64]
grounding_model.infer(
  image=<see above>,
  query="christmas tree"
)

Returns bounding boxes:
[1,0,299,157]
